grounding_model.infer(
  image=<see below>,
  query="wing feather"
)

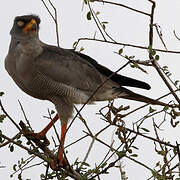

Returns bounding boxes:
[35,45,115,93]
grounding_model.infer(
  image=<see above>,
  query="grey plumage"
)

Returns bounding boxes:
[6,15,174,168]
[5,15,169,124]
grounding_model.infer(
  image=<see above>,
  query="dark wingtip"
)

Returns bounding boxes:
[113,74,152,90]
[143,83,151,90]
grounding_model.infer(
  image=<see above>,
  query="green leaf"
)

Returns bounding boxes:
[84,0,87,4]
[100,162,107,168]
[0,114,6,123]
[163,105,169,111]
[33,147,39,153]
[118,49,123,54]
[72,41,78,48]
[96,11,100,15]
[16,133,21,140]
[102,21,108,24]
[116,151,126,158]
[130,154,138,157]
[51,110,55,114]
[87,11,91,20]
[127,148,132,153]
[80,47,84,52]
[158,150,165,156]
[175,80,179,86]
[134,63,139,68]
[0,92,4,96]
[129,56,135,59]
[155,55,159,60]
[141,127,150,132]
[131,146,139,150]
[0,136,4,143]
[151,49,156,56]
[125,55,129,59]
[81,162,90,167]
[40,174,45,178]
[13,164,17,171]
[17,140,22,144]
[102,24,106,30]
[10,145,14,152]
[149,106,156,113]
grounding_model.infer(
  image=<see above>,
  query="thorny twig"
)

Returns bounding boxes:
[148,1,180,105]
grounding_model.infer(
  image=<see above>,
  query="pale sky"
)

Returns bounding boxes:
[0,0,180,179]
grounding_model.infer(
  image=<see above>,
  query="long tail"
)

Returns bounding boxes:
[115,87,176,108]
[120,92,168,106]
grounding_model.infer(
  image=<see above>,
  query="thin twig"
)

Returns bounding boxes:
[0,100,21,132]
[91,8,116,42]
[87,0,106,41]
[79,136,96,170]
[65,135,88,149]
[94,0,151,17]
[76,37,180,54]
[48,0,60,47]
[40,0,60,46]
[74,105,92,135]
[1,133,50,162]
[148,1,180,105]
[0,132,21,148]
[40,0,55,21]
[114,125,176,148]
[154,24,168,51]
[125,155,153,172]
[66,61,130,137]
[18,100,33,131]
[173,30,180,41]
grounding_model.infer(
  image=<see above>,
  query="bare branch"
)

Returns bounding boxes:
[94,0,151,17]
[76,37,180,54]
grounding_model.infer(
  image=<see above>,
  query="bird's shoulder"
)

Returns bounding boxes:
[35,44,108,90]
[37,44,115,78]
[37,44,95,67]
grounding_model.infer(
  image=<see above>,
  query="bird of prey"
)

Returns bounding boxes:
[5,15,170,169]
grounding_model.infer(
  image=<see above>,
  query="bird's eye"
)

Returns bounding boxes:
[17,21,24,27]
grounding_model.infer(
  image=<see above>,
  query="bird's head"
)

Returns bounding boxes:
[10,15,41,39]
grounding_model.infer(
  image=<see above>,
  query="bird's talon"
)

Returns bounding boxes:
[29,132,50,146]
[49,158,67,170]
[49,159,59,170]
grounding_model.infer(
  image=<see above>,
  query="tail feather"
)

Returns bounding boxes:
[120,92,168,106]
[115,87,171,107]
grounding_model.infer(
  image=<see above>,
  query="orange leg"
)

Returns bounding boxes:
[57,123,67,166]
[33,114,59,145]
[49,123,67,170]
[38,114,59,137]
[31,113,67,169]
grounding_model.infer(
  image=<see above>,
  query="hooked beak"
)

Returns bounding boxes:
[23,19,37,32]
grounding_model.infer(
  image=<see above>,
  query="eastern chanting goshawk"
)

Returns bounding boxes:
[5,15,171,169]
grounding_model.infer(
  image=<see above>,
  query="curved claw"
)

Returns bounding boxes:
[30,132,50,146]
[49,158,68,170]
